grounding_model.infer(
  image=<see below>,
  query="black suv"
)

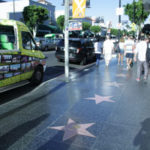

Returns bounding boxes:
[55,39,95,65]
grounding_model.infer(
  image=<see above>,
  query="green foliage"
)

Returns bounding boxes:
[82,22,91,31]
[56,15,65,30]
[23,5,49,31]
[110,28,125,37]
[90,26,101,33]
[111,28,119,36]
[124,0,150,26]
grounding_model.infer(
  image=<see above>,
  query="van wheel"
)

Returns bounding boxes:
[80,56,87,65]
[31,67,43,85]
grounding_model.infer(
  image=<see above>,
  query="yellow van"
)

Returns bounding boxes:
[0,19,46,93]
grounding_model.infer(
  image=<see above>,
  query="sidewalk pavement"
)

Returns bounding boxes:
[0,58,150,150]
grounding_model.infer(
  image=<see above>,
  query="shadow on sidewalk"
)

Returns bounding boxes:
[0,114,49,150]
[133,118,150,150]
[0,82,66,120]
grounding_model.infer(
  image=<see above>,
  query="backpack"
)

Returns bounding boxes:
[146,43,150,62]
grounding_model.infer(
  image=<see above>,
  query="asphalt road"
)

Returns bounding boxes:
[0,51,96,103]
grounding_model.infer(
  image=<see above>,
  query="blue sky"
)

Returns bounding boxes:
[5,0,149,27]
[52,0,132,27]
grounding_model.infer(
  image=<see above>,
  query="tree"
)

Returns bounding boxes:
[82,22,91,31]
[90,26,101,34]
[111,28,119,36]
[124,0,150,30]
[23,5,49,37]
[56,15,65,30]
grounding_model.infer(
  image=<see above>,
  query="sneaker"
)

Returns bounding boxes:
[144,78,148,84]
[136,78,140,82]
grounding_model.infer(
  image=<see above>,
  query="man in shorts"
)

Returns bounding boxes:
[124,36,135,69]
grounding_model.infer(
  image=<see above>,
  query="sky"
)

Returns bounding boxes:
[4,0,150,27]
[52,0,132,27]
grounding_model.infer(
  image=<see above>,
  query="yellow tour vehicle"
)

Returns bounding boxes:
[0,19,46,93]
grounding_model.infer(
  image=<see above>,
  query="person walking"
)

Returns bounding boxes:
[94,39,102,66]
[118,37,125,65]
[124,36,135,69]
[134,36,148,83]
[103,36,114,67]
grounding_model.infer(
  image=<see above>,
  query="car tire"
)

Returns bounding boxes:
[80,56,87,65]
[30,66,43,86]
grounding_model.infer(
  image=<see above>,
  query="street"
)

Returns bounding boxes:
[0,51,95,103]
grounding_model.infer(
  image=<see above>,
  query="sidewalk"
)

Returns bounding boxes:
[0,58,150,150]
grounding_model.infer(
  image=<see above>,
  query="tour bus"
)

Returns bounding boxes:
[0,19,46,93]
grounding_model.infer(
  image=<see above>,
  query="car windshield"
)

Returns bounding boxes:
[58,39,81,47]
[0,25,16,50]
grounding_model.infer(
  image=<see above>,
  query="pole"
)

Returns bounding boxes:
[13,0,16,20]
[133,0,135,23]
[118,0,121,40]
[64,0,69,82]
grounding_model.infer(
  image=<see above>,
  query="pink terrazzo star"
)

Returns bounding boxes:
[85,94,115,104]
[48,118,95,141]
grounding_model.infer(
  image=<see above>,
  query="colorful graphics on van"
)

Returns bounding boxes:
[0,54,41,81]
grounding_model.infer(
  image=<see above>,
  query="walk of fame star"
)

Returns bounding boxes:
[106,81,123,87]
[48,118,96,141]
[85,94,115,104]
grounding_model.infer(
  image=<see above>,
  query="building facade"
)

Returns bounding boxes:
[0,0,56,25]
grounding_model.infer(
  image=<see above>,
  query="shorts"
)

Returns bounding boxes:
[119,49,124,54]
[126,53,134,58]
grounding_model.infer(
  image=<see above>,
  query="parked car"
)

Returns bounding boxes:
[41,38,56,51]
[0,19,46,93]
[55,38,95,65]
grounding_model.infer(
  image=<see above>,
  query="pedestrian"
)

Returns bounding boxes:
[124,36,135,69]
[118,37,125,65]
[103,36,114,67]
[134,35,148,83]
[146,36,150,67]
[94,39,102,66]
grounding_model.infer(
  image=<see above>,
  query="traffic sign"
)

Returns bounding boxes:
[116,7,124,16]
[72,0,87,18]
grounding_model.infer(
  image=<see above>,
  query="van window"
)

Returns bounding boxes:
[0,25,16,50]
[22,32,36,50]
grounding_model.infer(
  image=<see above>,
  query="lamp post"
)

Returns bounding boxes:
[118,0,121,40]
[64,0,69,82]
[133,0,135,23]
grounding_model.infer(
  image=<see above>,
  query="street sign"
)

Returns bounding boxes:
[72,0,86,18]
[62,0,90,8]
[69,21,82,31]
[116,7,124,16]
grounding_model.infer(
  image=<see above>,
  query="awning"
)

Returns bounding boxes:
[38,24,60,33]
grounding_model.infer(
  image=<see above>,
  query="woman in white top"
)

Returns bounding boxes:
[118,37,125,65]
[94,39,102,66]
[103,36,114,67]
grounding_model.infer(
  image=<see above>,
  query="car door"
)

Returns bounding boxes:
[0,24,21,88]
[89,41,95,58]
[20,31,38,81]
